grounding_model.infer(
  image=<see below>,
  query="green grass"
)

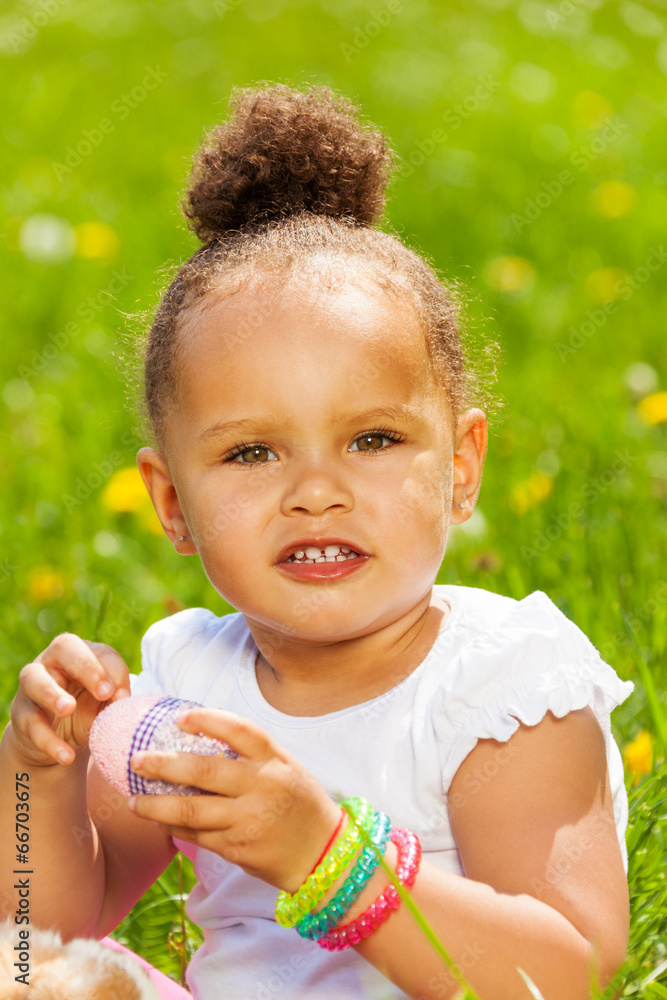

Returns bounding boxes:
[1,0,666,995]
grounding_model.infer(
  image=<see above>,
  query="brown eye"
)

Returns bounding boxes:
[226,444,278,465]
[350,432,399,454]
[356,435,385,451]
[241,447,270,463]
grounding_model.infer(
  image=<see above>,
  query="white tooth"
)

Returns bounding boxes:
[340,546,351,554]
[315,556,326,562]
[305,546,322,559]
[324,545,340,557]
[294,550,305,560]
[335,554,346,561]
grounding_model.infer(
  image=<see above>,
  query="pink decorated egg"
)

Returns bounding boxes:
[89,694,237,796]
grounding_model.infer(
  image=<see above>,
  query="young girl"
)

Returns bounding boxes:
[1,84,634,1000]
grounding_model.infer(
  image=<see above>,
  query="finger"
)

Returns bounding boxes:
[177,709,272,760]
[83,641,132,699]
[130,749,249,796]
[11,702,77,765]
[128,792,231,832]
[18,660,78,718]
[32,633,121,705]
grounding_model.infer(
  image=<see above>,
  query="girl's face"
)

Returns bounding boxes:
[139,277,486,646]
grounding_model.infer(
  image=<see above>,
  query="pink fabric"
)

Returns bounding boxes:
[100,936,191,997]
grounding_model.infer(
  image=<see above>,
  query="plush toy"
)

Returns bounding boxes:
[89,694,237,797]
[0,918,163,1000]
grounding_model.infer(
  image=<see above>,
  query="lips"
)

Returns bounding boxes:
[276,538,369,563]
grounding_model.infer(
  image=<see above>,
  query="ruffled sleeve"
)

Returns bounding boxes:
[130,607,221,698]
[439,590,634,866]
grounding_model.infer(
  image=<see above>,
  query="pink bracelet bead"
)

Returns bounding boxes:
[317,828,422,952]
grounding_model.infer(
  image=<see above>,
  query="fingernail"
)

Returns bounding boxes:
[131,752,146,770]
[128,795,137,811]
[55,695,73,714]
[58,749,73,764]
[177,712,190,727]
[97,681,113,699]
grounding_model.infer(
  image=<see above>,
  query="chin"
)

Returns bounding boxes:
[0,919,161,1000]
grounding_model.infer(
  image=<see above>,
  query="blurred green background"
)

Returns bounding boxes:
[1,0,666,994]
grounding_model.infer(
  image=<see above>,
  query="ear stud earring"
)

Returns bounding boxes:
[177,535,187,542]
[457,497,467,510]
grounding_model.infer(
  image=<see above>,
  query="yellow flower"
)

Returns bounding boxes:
[623,730,653,784]
[485,256,535,294]
[74,221,119,261]
[28,567,65,601]
[139,503,166,536]
[101,466,164,535]
[571,91,614,130]
[589,181,637,219]
[508,471,553,516]
[101,467,148,512]
[637,391,667,426]
[584,267,627,303]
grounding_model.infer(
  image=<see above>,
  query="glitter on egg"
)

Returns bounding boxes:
[89,693,237,797]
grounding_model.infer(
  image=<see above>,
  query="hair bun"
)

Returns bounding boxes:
[182,84,395,242]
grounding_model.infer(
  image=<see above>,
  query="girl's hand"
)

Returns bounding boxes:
[127,708,343,893]
[9,634,131,769]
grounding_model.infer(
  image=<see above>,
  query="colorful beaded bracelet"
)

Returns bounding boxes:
[309,807,346,875]
[296,810,391,940]
[317,826,422,951]
[274,797,375,928]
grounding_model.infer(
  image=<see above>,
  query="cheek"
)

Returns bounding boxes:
[187,469,278,545]
[395,459,451,526]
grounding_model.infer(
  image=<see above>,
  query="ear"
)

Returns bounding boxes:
[136,448,197,553]
[451,409,488,524]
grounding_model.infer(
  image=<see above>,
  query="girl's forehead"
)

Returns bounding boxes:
[168,283,453,449]
[178,279,432,379]
[167,280,452,447]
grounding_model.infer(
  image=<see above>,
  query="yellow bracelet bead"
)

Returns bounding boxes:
[275,797,374,928]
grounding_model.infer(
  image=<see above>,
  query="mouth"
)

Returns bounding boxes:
[277,540,369,565]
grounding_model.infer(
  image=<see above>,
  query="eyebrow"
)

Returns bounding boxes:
[199,404,422,442]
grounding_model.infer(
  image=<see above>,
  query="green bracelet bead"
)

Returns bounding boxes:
[275,797,375,928]
[295,810,391,940]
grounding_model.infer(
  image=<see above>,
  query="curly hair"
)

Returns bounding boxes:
[141,83,496,448]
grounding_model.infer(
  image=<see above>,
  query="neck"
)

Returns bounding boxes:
[247,591,450,716]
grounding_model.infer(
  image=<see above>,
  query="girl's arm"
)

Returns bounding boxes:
[88,758,177,939]
[350,705,629,1000]
[0,634,175,941]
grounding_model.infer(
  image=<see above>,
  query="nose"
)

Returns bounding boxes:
[280,456,354,517]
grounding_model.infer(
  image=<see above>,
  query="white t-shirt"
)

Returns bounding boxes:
[131,584,634,1000]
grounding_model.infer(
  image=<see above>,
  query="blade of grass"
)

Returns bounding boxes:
[620,608,667,756]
